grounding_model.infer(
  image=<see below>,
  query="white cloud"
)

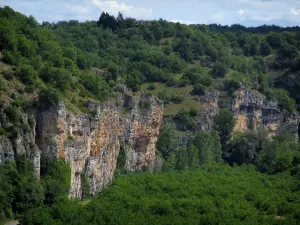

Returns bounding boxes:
[64,3,90,14]
[238,9,245,16]
[291,8,300,15]
[91,0,152,18]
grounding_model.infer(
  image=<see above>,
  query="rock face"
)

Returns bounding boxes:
[192,87,299,138]
[35,94,163,198]
[195,90,219,132]
[0,107,40,176]
[232,87,299,137]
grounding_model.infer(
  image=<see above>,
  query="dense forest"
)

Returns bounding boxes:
[0,6,300,225]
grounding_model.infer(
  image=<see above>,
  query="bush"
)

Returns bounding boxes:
[16,64,38,85]
[147,84,156,90]
[174,108,195,131]
[212,62,227,77]
[192,83,206,95]
[189,107,198,117]
[4,105,20,124]
[157,91,170,104]
[274,89,296,113]
[224,79,241,95]
[0,76,5,91]
[170,95,184,104]
[38,88,61,110]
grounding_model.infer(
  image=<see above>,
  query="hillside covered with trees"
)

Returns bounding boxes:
[0,6,300,225]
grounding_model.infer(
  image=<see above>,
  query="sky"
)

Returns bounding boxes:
[1,0,300,27]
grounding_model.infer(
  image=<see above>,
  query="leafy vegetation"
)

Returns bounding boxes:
[22,165,300,225]
[1,5,300,225]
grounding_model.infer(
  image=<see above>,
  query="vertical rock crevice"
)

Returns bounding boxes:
[35,94,164,198]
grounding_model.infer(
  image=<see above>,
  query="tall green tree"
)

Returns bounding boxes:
[213,109,236,151]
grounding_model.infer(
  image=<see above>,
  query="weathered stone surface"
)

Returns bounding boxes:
[192,87,299,139]
[232,87,299,137]
[36,94,164,198]
[195,90,219,132]
[0,107,40,176]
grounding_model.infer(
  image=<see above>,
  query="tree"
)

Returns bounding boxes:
[175,148,188,170]
[16,64,38,85]
[187,145,200,170]
[174,109,195,131]
[193,131,222,165]
[260,42,271,56]
[192,83,206,95]
[156,123,179,160]
[97,12,118,32]
[226,131,260,165]
[212,62,227,77]
[213,109,235,151]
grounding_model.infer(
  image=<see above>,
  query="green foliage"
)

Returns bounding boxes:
[192,83,206,95]
[226,131,261,165]
[3,105,20,124]
[16,64,38,85]
[260,42,272,56]
[80,73,110,101]
[189,107,198,117]
[38,88,61,110]
[40,159,71,205]
[212,62,228,77]
[187,145,200,170]
[39,66,72,91]
[0,76,5,91]
[174,108,195,131]
[193,131,222,165]
[22,165,300,225]
[0,157,44,221]
[274,89,297,113]
[213,108,236,149]
[156,123,179,160]
[258,132,300,174]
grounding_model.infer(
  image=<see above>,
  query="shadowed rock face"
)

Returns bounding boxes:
[35,94,164,198]
[232,87,299,137]
[194,88,299,138]
[0,107,40,176]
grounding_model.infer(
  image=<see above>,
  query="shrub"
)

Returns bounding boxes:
[212,62,227,77]
[157,91,170,104]
[192,83,206,95]
[170,95,184,104]
[0,76,5,91]
[0,127,8,136]
[38,88,61,110]
[16,64,38,85]
[189,107,198,117]
[4,105,20,124]
[147,84,156,90]
[274,89,296,113]
[139,99,151,110]
[174,108,195,131]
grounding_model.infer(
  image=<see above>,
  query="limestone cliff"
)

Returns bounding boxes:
[35,94,163,198]
[0,106,40,176]
[193,87,299,138]
[232,87,299,137]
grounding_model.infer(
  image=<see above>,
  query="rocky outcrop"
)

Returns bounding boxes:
[195,90,219,132]
[192,87,299,138]
[35,94,163,198]
[0,107,40,176]
[232,87,299,137]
